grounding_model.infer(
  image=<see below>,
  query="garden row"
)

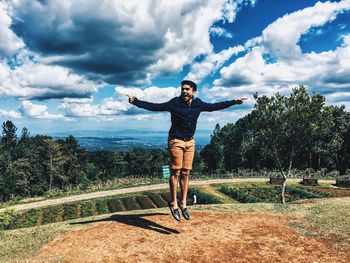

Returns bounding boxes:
[218,183,339,203]
[0,188,217,230]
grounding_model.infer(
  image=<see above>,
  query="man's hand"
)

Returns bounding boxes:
[235,97,248,104]
[125,94,136,103]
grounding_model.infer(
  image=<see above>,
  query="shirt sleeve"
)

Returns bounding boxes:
[200,99,237,112]
[131,98,173,112]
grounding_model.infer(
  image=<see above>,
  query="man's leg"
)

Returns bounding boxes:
[168,138,184,211]
[179,169,190,208]
[169,169,181,208]
[178,139,195,221]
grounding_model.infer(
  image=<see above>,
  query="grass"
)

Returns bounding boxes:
[1,196,350,263]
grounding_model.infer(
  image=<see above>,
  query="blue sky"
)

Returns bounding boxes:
[0,0,350,135]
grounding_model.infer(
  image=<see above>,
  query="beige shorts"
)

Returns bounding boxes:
[168,138,195,170]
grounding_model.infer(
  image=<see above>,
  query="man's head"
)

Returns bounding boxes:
[181,80,197,103]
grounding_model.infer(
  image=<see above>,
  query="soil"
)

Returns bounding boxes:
[318,187,350,197]
[28,211,350,263]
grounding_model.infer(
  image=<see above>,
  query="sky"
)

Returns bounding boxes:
[0,0,350,135]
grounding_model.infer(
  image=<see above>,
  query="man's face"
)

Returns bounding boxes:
[181,84,196,102]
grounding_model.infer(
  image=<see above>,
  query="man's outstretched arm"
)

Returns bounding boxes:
[200,97,247,112]
[125,94,173,112]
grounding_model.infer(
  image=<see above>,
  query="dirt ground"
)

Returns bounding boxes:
[29,211,350,263]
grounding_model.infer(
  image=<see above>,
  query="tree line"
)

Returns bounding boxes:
[201,85,350,176]
[0,122,175,201]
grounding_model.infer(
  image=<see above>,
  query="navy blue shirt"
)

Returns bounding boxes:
[132,96,237,139]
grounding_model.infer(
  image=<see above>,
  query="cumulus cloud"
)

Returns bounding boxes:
[59,85,179,117]
[0,53,98,100]
[185,45,245,84]
[20,100,64,119]
[211,0,350,110]
[6,0,239,86]
[221,0,257,23]
[0,2,24,58]
[0,109,22,118]
[261,0,350,61]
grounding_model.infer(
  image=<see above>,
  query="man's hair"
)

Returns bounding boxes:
[181,80,197,91]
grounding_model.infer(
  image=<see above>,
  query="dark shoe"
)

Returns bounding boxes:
[178,199,190,220]
[168,201,181,221]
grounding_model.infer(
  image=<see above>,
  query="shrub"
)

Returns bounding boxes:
[136,196,156,209]
[188,188,223,204]
[106,198,125,213]
[21,209,41,228]
[148,193,168,207]
[42,206,63,224]
[63,203,78,221]
[294,185,334,198]
[80,201,96,217]
[220,184,280,203]
[122,197,141,211]
[0,208,20,230]
[95,200,109,215]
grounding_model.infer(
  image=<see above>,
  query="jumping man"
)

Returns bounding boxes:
[126,80,247,221]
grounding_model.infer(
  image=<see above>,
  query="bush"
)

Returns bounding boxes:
[63,203,78,221]
[21,209,41,228]
[80,201,96,217]
[220,184,280,203]
[106,198,125,213]
[122,197,141,211]
[42,206,63,224]
[136,196,156,209]
[0,208,20,230]
[188,188,223,204]
[95,200,109,215]
[294,185,334,198]
[148,193,168,207]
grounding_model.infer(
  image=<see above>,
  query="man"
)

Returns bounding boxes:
[126,80,247,221]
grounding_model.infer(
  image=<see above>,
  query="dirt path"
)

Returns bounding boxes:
[1,178,336,212]
[28,210,349,263]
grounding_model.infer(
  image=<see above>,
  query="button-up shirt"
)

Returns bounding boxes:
[132,96,237,139]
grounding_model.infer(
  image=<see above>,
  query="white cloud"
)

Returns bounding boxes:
[6,0,245,85]
[0,2,24,58]
[20,100,64,119]
[210,26,233,38]
[0,54,98,100]
[221,0,257,23]
[212,0,350,105]
[0,109,22,118]
[115,86,180,103]
[186,45,245,84]
[60,85,180,118]
[261,0,350,61]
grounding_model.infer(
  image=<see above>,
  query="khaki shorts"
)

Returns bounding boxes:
[168,138,195,170]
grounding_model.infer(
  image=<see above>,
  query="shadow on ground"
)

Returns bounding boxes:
[70,212,180,235]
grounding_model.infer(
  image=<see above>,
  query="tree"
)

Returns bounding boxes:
[200,124,223,171]
[251,86,338,203]
[59,135,88,186]
[42,138,69,191]
[1,120,18,161]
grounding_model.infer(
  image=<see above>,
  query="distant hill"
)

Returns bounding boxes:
[45,129,212,151]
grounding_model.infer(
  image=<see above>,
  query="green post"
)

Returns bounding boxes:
[162,165,170,179]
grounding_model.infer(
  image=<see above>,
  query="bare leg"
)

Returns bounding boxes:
[169,169,180,208]
[179,169,190,208]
